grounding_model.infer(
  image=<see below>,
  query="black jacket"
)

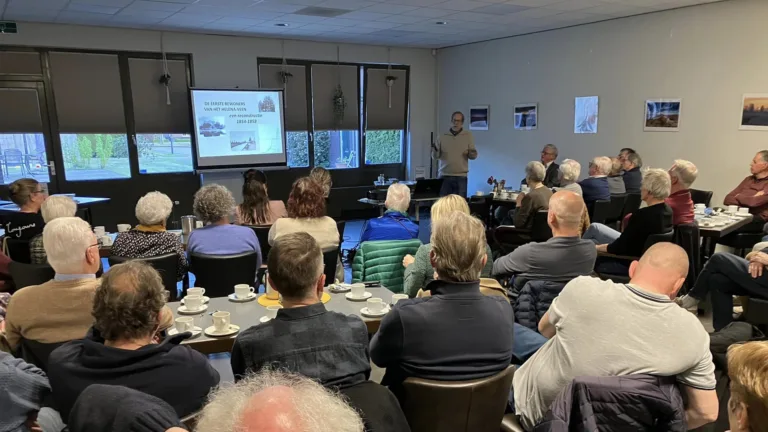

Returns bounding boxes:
[622,167,642,194]
[607,203,673,257]
[514,280,566,330]
[522,162,560,188]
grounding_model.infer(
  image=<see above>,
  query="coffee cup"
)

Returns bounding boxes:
[367,297,384,313]
[738,207,750,215]
[475,191,483,196]
[94,226,106,236]
[175,316,194,333]
[187,287,205,297]
[391,294,408,305]
[184,295,203,311]
[351,283,366,298]
[117,224,131,232]
[694,203,705,209]
[266,304,282,319]
[100,235,112,246]
[234,284,255,299]
[728,205,738,213]
[265,271,279,300]
[195,221,204,228]
[212,311,231,331]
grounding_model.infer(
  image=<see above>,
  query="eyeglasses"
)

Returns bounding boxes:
[542,151,556,156]
[88,243,99,250]
[452,118,463,123]
[32,188,47,195]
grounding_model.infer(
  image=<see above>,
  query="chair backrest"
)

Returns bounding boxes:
[400,365,516,432]
[322,247,340,286]
[189,251,259,298]
[108,253,180,300]
[607,194,627,224]
[5,238,31,264]
[673,224,701,294]
[531,210,552,242]
[643,230,675,252]
[18,338,64,373]
[339,381,411,432]
[622,193,642,219]
[468,195,492,227]
[690,189,713,208]
[9,261,55,291]
[336,220,346,244]
[589,200,612,224]
[4,148,23,164]
[246,225,272,262]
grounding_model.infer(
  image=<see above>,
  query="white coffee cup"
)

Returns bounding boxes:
[266,305,282,319]
[94,226,106,236]
[367,297,384,313]
[738,207,750,215]
[195,221,204,228]
[391,294,408,305]
[117,224,131,232]
[187,287,205,297]
[184,295,203,311]
[694,203,705,209]
[351,283,366,298]
[212,311,231,331]
[100,235,112,246]
[728,205,738,213]
[234,284,255,299]
[475,191,483,196]
[175,316,194,333]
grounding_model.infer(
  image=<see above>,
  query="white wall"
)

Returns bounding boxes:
[0,23,436,197]
[438,0,768,204]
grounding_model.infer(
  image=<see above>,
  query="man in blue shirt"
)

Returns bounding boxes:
[360,183,419,242]
[579,156,612,206]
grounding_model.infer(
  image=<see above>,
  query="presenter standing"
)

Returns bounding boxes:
[432,111,477,197]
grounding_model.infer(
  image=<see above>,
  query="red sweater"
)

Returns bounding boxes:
[665,189,695,225]
[724,175,768,221]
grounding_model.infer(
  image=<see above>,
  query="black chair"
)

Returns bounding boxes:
[531,210,552,242]
[109,253,181,300]
[588,200,611,224]
[323,247,340,286]
[690,189,713,208]
[595,231,675,283]
[189,251,259,298]
[3,148,26,176]
[606,194,627,227]
[337,220,346,244]
[18,338,64,373]
[621,193,642,220]
[491,211,551,255]
[673,223,701,295]
[468,195,493,227]
[723,232,765,258]
[9,261,55,291]
[5,238,31,264]
[246,225,272,261]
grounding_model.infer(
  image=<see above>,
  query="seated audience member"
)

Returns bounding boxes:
[186,184,261,263]
[30,195,77,265]
[554,159,582,195]
[310,166,333,199]
[584,169,673,273]
[235,169,287,226]
[111,191,188,281]
[607,157,626,195]
[402,195,493,297]
[196,370,364,432]
[0,351,50,432]
[48,260,219,421]
[617,147,636,164]
[360,183,419,242]
[4,178,47,240]
[539,144,560,188]
[508,161,553,229]
[371,211,513,388]
[723,150,768,227]
[269,177,342,282]
[3,217,103,352]
[231,232,369,388]
[513,243,718,430]
[666,159,698,225]
[725,342,768,432]
[68,384,187,432]
[578,156,612,205]
[493,191,596,289]
[622,152,643,194]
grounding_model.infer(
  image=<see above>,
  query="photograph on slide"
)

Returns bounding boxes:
[197,116,226,137]
[645,99,681,132]
[230,131,258,151]
[574,96,599,134]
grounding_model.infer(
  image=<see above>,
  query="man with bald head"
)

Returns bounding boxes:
[513,243,718,430]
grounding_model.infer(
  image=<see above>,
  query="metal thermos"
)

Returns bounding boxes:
[181,215,197,235]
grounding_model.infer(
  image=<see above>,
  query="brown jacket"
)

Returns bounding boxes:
[724,175,768,221]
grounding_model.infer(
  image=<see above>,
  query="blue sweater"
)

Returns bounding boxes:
[360,211,419,242]
[579,176,611,204]
[186,224,261,267]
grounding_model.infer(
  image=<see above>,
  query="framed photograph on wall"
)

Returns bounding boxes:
[740,94,768,131]
[645,99,682,132]
[514,103,538,130]
[469,105,489,131]
[574,96,599,134]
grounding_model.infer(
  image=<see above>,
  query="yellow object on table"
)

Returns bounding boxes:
[257,292,331,307]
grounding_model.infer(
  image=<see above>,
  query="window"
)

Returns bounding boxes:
[312,64,360,170]
[0,86,50,184]
[314,130,359,169]
[286,131,309,168]
[364,68,406,165]
[365,130,403,165]
[59,133,130,181]
[136,133,193,174]
[259,64,309,168]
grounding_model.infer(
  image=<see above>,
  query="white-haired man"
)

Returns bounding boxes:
[578,156,612,206]
[371,211,513,390]
[29,195,77,265]
[666,159,698,225]
[513,243,718,430]
[360,183,419,242]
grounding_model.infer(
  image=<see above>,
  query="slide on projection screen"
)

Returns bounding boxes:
[190,88,287,169]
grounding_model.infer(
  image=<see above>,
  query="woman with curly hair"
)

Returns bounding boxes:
[235,169,287,226]
[186,184,260,262]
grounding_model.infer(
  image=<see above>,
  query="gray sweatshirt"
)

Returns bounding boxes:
[433,129,477,177]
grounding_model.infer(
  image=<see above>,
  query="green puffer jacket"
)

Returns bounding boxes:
[351,239,422,294]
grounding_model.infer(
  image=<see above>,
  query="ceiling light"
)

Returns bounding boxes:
[435,21,447,25]
[275,23,289,27]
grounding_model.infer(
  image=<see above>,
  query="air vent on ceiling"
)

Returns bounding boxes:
[294,6,349,18]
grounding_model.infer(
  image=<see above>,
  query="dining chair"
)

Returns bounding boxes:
[189,251,259,298]
[9,261,55,291]
[109,253,181,300]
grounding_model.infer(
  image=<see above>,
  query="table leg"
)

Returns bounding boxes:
[415,202,420,222]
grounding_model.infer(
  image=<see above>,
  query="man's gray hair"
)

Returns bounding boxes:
[385,183,411,213]
[195,369,364,432]
[431,211,486,282]
[525,161,546,183]
[193,184,235,224]
[558,159,581,183]
[591,156,613,176]
[642,168,672,200]
[41,196,77,223]
[43,217,93,273]
[670,159,698,188]
[135,191,173,226]
[627,152,643,168]
[759,150,768,163]
[543,144,558,157]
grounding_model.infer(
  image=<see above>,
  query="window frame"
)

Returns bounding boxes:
[361,64,409,167]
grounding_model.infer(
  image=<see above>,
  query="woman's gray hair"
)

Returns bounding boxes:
[558,159,581,184]
[642,168,672,200]
[525,161,546,183]
[193,184,235,224]
[591,156,613,176]
[195,369,364,432]
[385,183,411,213]
[135,191,173,226]
[41,196,77,223]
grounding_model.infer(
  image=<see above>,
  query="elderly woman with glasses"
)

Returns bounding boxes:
[4,178,48,240]
[111,191,189,281]
[555,159,583,196]
[360,183,419,242]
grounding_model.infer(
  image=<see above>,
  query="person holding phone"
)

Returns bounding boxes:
[432,111,477,198]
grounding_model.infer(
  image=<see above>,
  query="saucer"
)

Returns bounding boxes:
[181,296,210,305]
[735,213,752,218]
[328,283,352,293]
[167,326,202,338]
[345,291,373,302]
[228,293,257,303]
[259,316,273,323]
[360,306,391,318]
[204,324,240,337]
[177,304,208,315]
